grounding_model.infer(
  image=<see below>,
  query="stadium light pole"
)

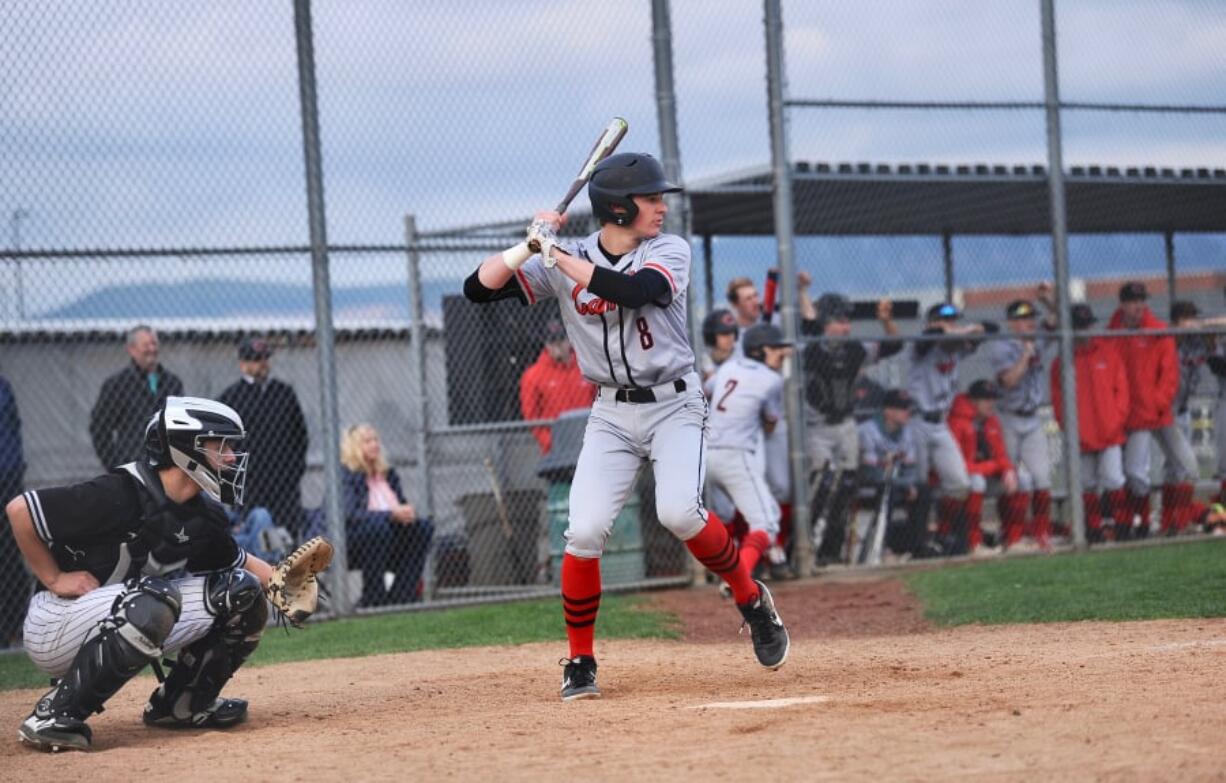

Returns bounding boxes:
[293,0,350,609]
[1041,0,1087,550]
[764,0,813,576]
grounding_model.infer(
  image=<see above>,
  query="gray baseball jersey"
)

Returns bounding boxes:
[515,231,693,387]
[857,418,918,474]
[988,338,1047,414]
[1175,338,1210,412]
[907,340,975,414]
[707,357,784,451]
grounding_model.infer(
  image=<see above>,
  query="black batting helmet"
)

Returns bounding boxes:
[588,153,681,226]
[742,323,791,362]
[702,309,739,347]
[817,292,852,321]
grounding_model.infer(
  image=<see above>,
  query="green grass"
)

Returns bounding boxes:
[0,594,678,692]
[905,538,1226,626]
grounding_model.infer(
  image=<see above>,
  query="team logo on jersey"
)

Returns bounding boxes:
[570,284,617,316]
[936,360,957,375]
[174,527,190,544]
[63,545,85,560]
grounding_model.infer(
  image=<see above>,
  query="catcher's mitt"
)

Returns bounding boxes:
[265,536,334,627]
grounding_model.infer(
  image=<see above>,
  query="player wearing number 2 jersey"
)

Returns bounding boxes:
[464,152,788,701]
[706,325,792,576]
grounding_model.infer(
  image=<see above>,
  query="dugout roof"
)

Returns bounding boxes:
[686,162,1226,236]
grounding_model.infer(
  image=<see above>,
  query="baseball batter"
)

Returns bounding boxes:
[463,152,789,701]
[8,397,273,752]
[705,324,791,576]
[988,295,1055,550]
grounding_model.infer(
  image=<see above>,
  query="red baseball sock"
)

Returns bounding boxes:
[965,492,984,550]
[1107,489,1131,536]
[1160,483,1178,532]
[776,503,793,550]
[739,529,771,574]
[1082,491,1103,535]
[999,493,1028,547]
[1031,490,1052,544]
[1177,482,1204,531]
[561,553,601,659]
[687,515,758,605]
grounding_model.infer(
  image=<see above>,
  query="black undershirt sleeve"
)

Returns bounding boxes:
[463,269,527,305]
[586,266,671,309]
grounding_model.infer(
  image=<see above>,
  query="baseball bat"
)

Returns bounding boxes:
[526,117,629,254]
[762,269,780,324]
[482,457,515,542]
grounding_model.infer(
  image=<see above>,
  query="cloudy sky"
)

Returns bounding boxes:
[2,1,1224,315]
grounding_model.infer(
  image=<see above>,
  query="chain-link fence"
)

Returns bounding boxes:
[2,1,1224,645]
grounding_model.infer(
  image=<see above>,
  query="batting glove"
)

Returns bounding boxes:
[526,220,560,269]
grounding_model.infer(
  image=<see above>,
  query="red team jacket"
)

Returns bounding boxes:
[1107,307,1179,431]
[519,348,595,454]
[1050,337,1130,452]
[948,394,1013,478]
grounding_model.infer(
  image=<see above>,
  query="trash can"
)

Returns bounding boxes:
[457,489,544,586]
[547,481,646,585]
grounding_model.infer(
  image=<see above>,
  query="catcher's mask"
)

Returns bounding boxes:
[145,396,249,506]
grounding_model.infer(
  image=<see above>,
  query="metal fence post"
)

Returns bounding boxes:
[764,0,813,576]
[1041,0,1086,550]
[293,0,350,609]
[404,214,433,520]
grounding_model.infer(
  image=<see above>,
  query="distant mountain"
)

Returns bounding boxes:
[43,277,463,322]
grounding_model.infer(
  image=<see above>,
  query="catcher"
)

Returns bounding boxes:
[5,396,332,752]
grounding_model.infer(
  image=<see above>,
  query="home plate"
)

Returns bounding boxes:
[691,696,830,710]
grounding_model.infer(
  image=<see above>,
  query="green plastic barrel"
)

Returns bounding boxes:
[547,481,646,585]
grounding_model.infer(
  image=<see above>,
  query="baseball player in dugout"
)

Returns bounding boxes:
[1108,281,1197,538]
[907,302,989,556]
[798,289,901,566]
[1050,304,1132,542]
[705,324,793,579]
[948,379,1019,555]
[988,290,1058,551]
[700,308,739,387]
[464,151,789,701]
[7,397,276,752]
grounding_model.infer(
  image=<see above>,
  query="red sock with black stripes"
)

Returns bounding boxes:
[739,529,771,574]
[561,553,601,659]
[686,515,759,605]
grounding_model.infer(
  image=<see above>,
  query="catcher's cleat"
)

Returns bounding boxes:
[559,656,601,702]
[18,713,92,752]
[143,692,248,729]
[738,580,790,670]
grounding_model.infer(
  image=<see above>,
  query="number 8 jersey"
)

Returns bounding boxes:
[513,231,694,387]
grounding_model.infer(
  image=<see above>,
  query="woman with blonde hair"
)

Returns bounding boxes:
[340,423,433,607]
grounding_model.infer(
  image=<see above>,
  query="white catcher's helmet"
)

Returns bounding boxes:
[144,396,248,505]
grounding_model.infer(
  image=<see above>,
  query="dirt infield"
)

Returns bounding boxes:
[4,577,1226,781]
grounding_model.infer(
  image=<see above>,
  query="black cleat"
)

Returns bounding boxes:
[559,656,601,702]
[18,713,92,752]
[143,689,248,729]
[738,580,790,670]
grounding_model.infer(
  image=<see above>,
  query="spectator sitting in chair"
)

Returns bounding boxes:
[340,423,434,607]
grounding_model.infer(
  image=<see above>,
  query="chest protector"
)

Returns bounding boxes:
[803,341,868,422]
